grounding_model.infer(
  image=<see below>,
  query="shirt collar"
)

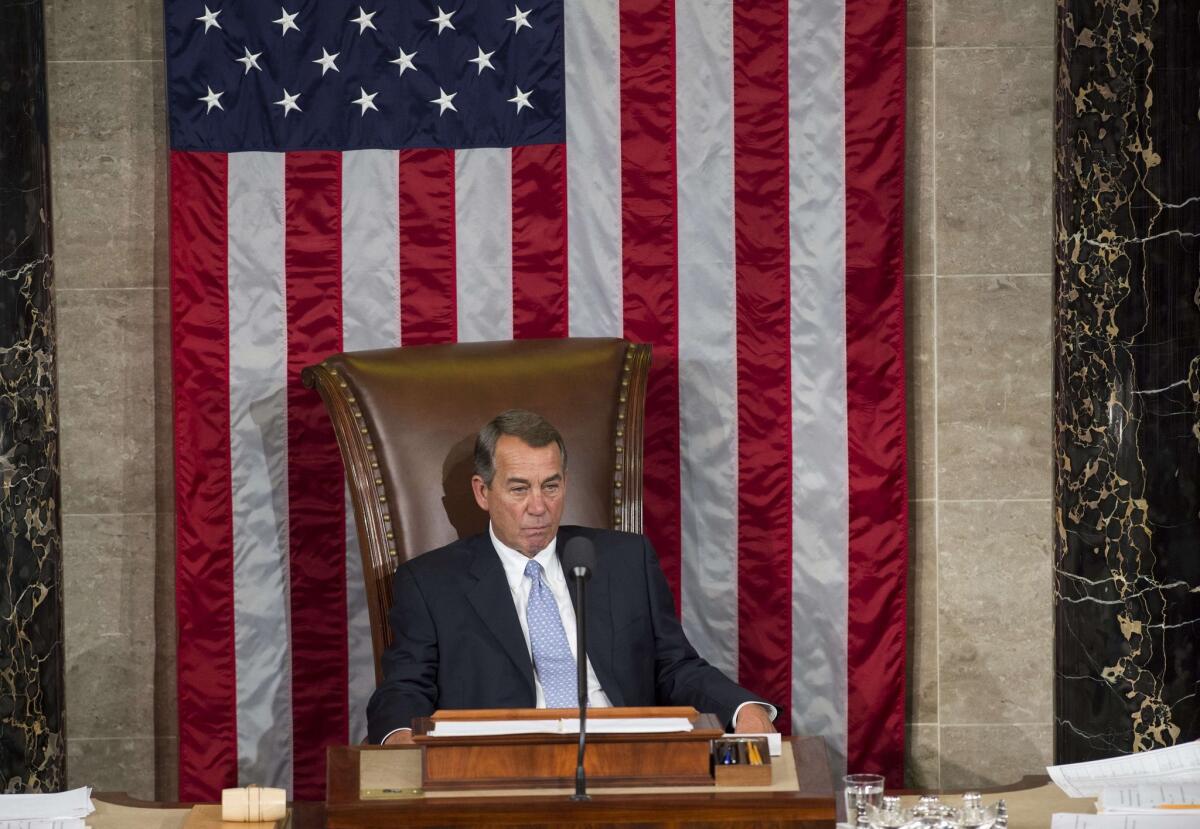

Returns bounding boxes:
[489,523,559,591]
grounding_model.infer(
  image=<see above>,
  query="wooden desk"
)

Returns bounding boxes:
[325,735,837,828]
[92,771,1100,828]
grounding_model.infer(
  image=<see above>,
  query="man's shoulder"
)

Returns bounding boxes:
[558,525,647,559]
[402,534,488,577]
[559,524,640,540]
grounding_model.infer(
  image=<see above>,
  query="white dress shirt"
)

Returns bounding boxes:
[489,524,613,709]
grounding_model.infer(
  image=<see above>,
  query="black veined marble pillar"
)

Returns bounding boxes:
[0,0,66,791]
[1055,0,1200,762]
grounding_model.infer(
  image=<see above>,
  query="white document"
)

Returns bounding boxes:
[1099,783,1200,814]
[0,821,87,829]
[0,787,93,821]
[1048,742,1200,798]
[1052,815,1200,828]
[429,717,694,737]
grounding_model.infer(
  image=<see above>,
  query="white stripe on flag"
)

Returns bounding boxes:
[675,0,739,680]
[565,0,622,337]
[227,151,293,790]
[341,149,401,744]
[788,0,850,771]
[455,148,514,342]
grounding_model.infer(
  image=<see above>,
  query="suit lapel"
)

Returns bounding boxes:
[561,530,623,706]
[465,535,536,698]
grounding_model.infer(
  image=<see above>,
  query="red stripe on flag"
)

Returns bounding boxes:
[511,143,568,338]
[619,0,682,602]
[284,151,348,799]
[844,0,909,785]
[399,148,457,345]
[732,0,793,728]
[171,150,238,801]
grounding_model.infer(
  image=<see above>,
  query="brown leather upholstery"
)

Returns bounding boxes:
[302,338,651,681]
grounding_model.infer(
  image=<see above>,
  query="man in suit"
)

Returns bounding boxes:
[367,409,777,744]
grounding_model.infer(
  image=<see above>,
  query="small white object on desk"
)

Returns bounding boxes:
[220,785,286,822]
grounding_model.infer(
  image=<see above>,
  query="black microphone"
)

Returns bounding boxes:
[562,536,596,801]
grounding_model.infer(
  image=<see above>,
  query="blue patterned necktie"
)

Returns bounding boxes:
[524,559,578,707]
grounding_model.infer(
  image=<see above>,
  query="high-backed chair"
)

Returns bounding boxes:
[301,338,651,682]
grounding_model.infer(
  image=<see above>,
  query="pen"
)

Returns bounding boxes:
[721,745,735,764]
[1159,805,1200,810]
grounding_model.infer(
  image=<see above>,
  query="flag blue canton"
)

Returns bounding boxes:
[166,0,564,152]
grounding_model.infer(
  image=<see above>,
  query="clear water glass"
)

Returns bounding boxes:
[842,773,885,826]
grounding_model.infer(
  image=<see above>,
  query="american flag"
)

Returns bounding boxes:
[166,0,908,801]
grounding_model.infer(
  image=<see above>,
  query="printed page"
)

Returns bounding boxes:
[1047,742,1200,798]
[1098,783,1200,813]
[429,717,695,737]
[429,719,562,736]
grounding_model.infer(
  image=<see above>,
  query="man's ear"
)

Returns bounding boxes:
[470,475,490,512]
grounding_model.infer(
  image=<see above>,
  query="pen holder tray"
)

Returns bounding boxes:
[712,737,772,787]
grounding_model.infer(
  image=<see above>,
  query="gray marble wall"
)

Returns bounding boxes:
[45,0,176,801]
[44,0,1056,800]
[904,0,1056,789]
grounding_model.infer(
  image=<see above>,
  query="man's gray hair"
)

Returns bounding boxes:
[474,409,568,486]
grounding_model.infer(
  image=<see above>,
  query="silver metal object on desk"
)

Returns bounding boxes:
[860,792,1009,829]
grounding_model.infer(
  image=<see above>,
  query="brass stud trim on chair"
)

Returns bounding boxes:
[334,368,400,571]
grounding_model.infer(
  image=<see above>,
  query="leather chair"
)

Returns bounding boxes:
[302,338,651,682]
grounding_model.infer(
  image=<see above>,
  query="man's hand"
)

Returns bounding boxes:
[733,704,777,734]
[383,729,415,745]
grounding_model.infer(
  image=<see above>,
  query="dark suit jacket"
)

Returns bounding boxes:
[366,525,769,743]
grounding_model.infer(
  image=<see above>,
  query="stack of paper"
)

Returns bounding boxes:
[1047,742,1200,828]
[1051,816,1199,828]
[1048,741,1200,799]
[0,787,94,829]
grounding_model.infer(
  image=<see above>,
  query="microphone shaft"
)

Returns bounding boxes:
[572,572,590,801]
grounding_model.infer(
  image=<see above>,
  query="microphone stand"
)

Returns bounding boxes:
[571,567,590,802]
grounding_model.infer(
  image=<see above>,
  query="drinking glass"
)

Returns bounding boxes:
[842,773,885,826]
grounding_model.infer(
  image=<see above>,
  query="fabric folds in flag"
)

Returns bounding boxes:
[165,0,907,801]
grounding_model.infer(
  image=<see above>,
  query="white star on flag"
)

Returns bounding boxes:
[430,87,457,115]
[389,47,417,76]
[235,47,262,74]
[352,88,379,115]
[350,7,377,33]
[196,5,222,32]
[428,6,456,34]
[199,85,224,113]
[273,7,299,36]
[274,89,302,117]
[313,48,340,75]
[468,46,495,75]
[506,5,532,33]
[507,85,533,113]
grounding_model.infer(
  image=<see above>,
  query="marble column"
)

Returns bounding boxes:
[0,0,66,791]
[1055,0,1200,762]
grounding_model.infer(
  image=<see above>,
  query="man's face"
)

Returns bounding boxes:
[472,435,567,556]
